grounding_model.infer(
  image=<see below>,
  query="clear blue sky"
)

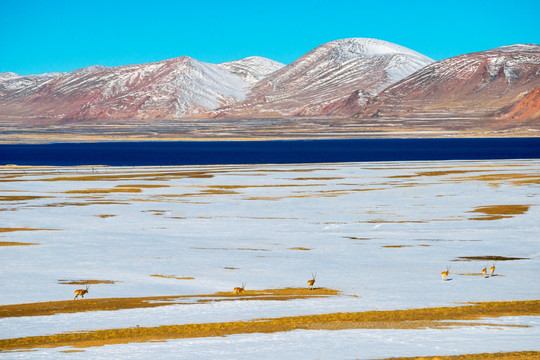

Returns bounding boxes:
[2,0,539,75]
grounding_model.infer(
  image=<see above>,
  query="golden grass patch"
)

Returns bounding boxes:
[390,170,483,178]
[452,173,540,186]
[58,280,118,285]
[65,188,143,194]
[0,241,39,246]
[44,171,214,182]
[382,245,415,248]
[288,247,311,251]
[378,351,540,360]
[468,204,530,221]
[453,256,529,262]
[470,204,529,215]
[292,177,345,181]
[0,299,537,351]
[458,273,506,277]
[0,287,339,319]
[150,275,195,280]
[244,189,354,201]
[0,227,57,233]
[95,214,117,218]
[43,201,129,207]
[0,195,51,201]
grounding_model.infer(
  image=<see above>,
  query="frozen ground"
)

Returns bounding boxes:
[0,160,539,358]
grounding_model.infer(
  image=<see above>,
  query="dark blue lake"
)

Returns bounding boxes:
[1,138,539,166]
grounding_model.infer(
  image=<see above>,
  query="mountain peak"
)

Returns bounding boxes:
[320,38,433,62]
[491,43,540,53]
[218,56,285,85]
[217,38,434,117]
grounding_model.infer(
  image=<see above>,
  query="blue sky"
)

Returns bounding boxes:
[2,0,539,75]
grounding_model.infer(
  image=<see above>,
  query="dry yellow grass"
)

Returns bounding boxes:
[0,241,39,246]
[390,170,483,179]
[42,201,129,207]
[288,247,311,251]
[0,299,537,351]
[453,256,528,262]
[0,288,339,319]
[65,188,143,194]
[58,280,118,285]
[382,245,415,248]
[150,274,195,280]
[0,227,57,233]
[0,195,51,201]
[468,204,530,220]
[379,351,540,360]
[453,173,540,186]
[44,171,214,182]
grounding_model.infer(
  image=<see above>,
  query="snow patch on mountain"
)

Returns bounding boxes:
[0,72,20,81]
[218,56,285,85]
[0,72,63,94]
[322,37,433,62]
[220,38,434,116]
[494,44,540,53]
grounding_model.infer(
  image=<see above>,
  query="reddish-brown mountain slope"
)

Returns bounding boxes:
[0,57,261,123]
[355,44,540,131]
[215,38,433,118]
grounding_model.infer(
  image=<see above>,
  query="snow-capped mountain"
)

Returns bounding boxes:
[218,56,285,86]
[356,44,540,126]
[1,39,538,135]
[0,72,64,96]
[0,56,261,121]
[215,38,434,117]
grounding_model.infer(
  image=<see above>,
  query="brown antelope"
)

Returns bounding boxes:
[74,285,89,300]
[490,262,496,276]
[482,265,488,278]
[441,266,450,281]
[233,282,246,294]
[307,273,317,290]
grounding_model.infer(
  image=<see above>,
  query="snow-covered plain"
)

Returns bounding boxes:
[0,160,539,359]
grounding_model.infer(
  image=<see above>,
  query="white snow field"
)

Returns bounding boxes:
[0,160,539,359]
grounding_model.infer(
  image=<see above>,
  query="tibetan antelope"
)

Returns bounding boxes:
[441,266,450,281]
[307,273,317,290]
[74,285,89,300]
[490,262,496,276]
[233,282,246,294]
[482,265,488,278]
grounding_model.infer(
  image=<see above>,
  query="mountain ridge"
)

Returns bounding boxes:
[0,38,538,139]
